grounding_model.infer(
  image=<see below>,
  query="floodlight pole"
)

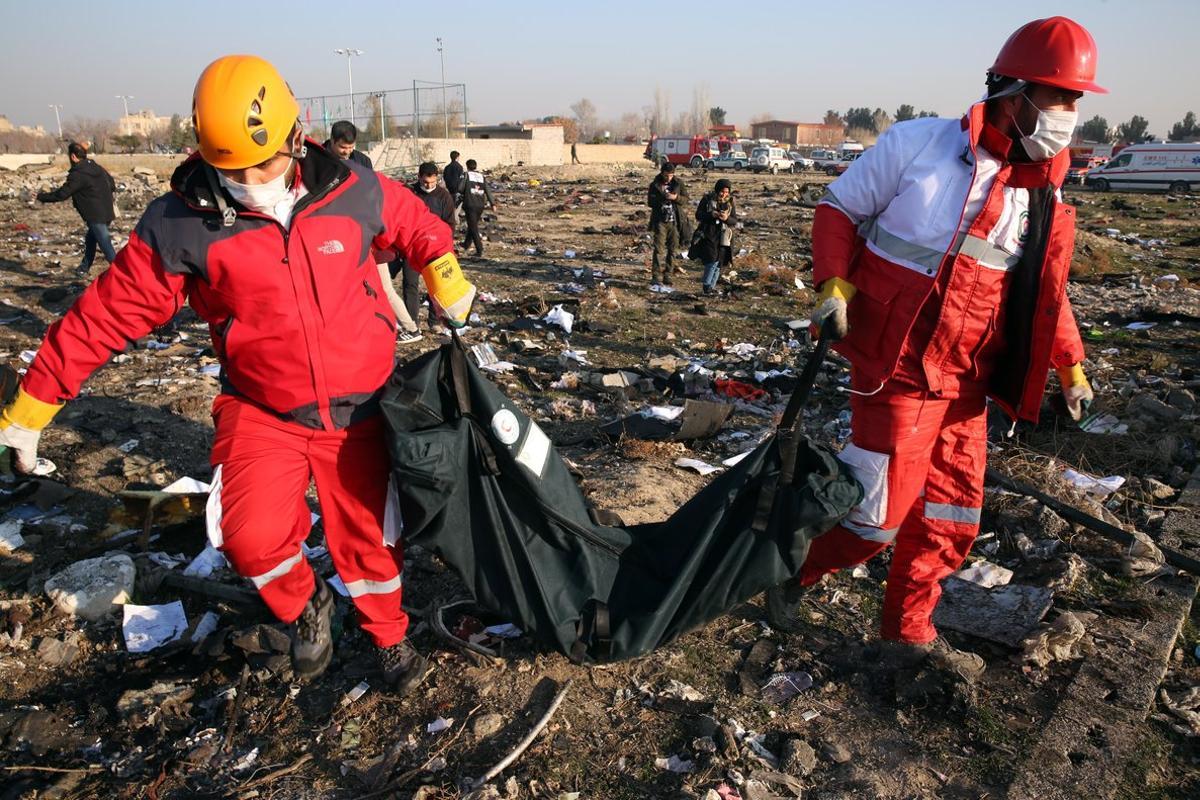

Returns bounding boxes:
[115,95,133,118]
[334,48,364,124]
[437,38,448,138]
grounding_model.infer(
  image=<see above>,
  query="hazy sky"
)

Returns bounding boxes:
[1,0,1195,137]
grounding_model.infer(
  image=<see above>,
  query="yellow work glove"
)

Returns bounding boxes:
[423,252,477,329]
[1056,364,1094,422]
[811,277,856,341]
[0,387,62,475]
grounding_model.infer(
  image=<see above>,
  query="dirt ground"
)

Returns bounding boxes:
[0,158,1199,799]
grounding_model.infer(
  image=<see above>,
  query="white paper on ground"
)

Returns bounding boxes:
[426,716,454,734]
[163,476,212,494]
[953,560,1014,588]
[544,304,574,334]
[643,405,685,421]
[1062,468,1125,497]
[123,602,189,653]
[722,451,752,467]
[675,457,722,476]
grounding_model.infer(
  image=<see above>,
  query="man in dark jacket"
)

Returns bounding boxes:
[37,142,117,276]
[323,120,373,169]
[457,159,495,258]
[385,162,458,336]
[443,151,465,203]
[647,162,689,288]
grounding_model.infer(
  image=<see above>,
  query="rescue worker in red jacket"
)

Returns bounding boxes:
[767,17,1104,680]
[0,56,477,692]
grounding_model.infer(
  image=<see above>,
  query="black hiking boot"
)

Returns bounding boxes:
[377,640,429,695]
[289,577,333,680]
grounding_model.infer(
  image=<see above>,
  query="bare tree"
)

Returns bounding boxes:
[63,116,116,153]
[570,98,598,141]
[651,87,670,136]
[689,84,710,136]
[616,112,647,143]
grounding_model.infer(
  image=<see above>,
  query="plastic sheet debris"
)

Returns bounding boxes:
[118,439,139,453]
[760,671,813,704]
[953,560,1013,588]
[427,716,454,734]
[1061,468,1125,497]
[675,457,721,476]
[1080,413,1128,435]
[232,747,260,772]
[183,544,227,578]
[1158,687,1200,737]
[654,755,694,773]
[19,350,36,363]
[483,623,523,639]
[0,519,25,551]
[341,680,370,705]
[722,451,751,468]
[650,284,675,294]
[1021,611,1095,668]
[1125,321,1157,331]
[544,305,574,334]
[123,601,189,653]
[558,349,590,366]
[564,249,577,258]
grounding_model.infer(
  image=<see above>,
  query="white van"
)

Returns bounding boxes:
[1085,143,1200,193]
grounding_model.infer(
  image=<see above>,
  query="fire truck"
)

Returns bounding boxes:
[643,135,722,167]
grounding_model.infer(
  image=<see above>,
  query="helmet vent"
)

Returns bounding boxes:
[250,128,269,146]
[257,86,266,101]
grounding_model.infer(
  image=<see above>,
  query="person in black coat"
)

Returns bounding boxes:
[692,178,737,294]
[442,151,465,204]
[646,162,691,287]
[323,120,373,169]
[37,142,117,276]
[392,162,458,335]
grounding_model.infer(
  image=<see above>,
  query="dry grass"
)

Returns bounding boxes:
[617,438,685,461]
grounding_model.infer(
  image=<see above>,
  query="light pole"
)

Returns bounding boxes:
[334,48,363,125]
[437,37,448,138]
[48,104,63,140]
[115,95,133,118]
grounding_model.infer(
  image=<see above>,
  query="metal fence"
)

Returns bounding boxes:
[297,82,468,149]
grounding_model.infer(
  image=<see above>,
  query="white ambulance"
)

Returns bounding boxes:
[1085,142,1200,193]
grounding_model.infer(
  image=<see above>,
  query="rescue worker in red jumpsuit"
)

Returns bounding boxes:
[767,17,1104,680]
[0,56,476,692]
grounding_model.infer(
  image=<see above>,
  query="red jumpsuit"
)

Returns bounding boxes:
[801,105,1083,643]
[23,144,455,647]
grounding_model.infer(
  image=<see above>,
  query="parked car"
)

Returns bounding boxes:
[750,146,792,174]
[788,151,815,171]
[1085,143,1199,193]
[705,150,749,170]
[825,152,862,176]
[808,149,842,169]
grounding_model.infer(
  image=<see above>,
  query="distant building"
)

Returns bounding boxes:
[0,116,13,134]
[462,122,563,141]
[118,110,173,138]
[750,120,843,148]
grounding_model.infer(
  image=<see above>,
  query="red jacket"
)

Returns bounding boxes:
[24,142,454,430]
[813,103,1084,422]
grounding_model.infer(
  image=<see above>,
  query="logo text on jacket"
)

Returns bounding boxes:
[318,240,345,255]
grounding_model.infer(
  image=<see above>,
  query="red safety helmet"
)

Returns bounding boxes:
[990,16,1107,94]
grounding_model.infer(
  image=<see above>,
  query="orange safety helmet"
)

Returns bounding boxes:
[989,16,1107,94]
[192,55,302,169]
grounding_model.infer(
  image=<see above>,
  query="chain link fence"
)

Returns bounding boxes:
[297,82,468,151]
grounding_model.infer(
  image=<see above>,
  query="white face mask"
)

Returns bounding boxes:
[218,159,298,225]
[419,182,436,193]
[1013,95,1077,161]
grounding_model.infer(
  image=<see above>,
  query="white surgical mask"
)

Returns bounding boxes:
[420,183,436,193]
[218,160,299,226]
[1013,95,1077,161]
